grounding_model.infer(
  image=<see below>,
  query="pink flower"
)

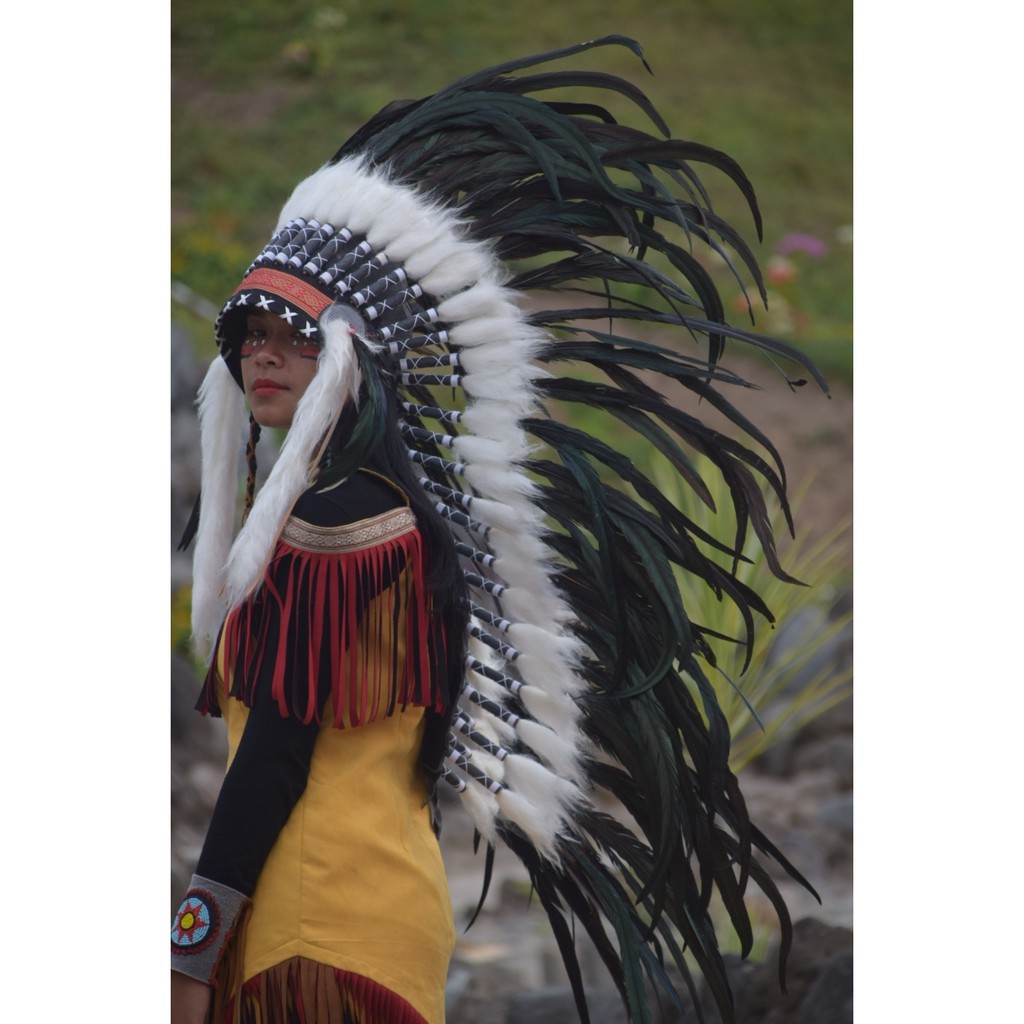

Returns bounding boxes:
[776,232,828,259]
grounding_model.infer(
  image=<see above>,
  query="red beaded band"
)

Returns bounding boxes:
[234,267,334,319]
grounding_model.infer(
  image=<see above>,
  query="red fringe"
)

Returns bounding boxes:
[198,528,444,728]
[208,899,253,1024]
[222,957,430,1024]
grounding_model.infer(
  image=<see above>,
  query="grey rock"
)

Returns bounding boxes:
[171,406,201,551]
[171,322,204,409]
[791,734,853,791]
[692,955,760,1024]
[816,793,853,836]
[170,653,225,909]
[446,962,525,1024]
[507,988,625,1024]
[738,919,852,1024]
[797,950,853,1024]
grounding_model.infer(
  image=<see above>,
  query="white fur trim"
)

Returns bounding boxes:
[437,282,517,324]
[460,402,536,442]
[495,787,566,858]
[454,777,499,846]
[516,718,584,781]
[503,755,581,818]
[413,246,499,297]
[191,358,248,656]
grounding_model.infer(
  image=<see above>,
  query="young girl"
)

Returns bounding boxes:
[173,37,822,1024]
[172,299,467,1023]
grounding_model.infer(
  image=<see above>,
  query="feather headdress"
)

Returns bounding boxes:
[188,35,825,1024]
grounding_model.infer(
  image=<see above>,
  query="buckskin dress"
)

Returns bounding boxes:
[172,470,455,1024]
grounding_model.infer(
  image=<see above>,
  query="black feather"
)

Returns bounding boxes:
[319,36,828,1024]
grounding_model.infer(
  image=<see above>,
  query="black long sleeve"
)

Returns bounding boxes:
[193,471,407,896]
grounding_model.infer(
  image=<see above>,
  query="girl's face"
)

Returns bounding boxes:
[239,309,322,429]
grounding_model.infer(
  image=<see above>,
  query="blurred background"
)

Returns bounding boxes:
[172,0,851,380]
[171,3,852,1020]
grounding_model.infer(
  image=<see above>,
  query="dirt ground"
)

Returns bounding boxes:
[690,351,853,564]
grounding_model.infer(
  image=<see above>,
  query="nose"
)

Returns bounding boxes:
[253,340,285,365]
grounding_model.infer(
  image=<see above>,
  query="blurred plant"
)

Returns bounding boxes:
[281,2,353,78]
[172,212,254,309]
[655,457,852,773]
[699,224,853,386]
[171,585,195,658]
[731,230,829,339]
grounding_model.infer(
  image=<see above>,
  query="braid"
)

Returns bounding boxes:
[242,414,261,523]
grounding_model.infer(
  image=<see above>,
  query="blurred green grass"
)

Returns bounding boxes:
[172,0,851,384]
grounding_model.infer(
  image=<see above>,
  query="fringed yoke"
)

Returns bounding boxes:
[199,480,446,729]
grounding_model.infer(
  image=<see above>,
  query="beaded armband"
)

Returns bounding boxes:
[170,874,250,984]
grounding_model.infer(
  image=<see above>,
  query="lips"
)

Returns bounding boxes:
[251,378,287,395]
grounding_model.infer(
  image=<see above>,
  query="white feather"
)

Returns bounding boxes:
[455,777,499,846]
[276,164,358,231]
[460,341,543,395]
[453,433,535,469]
[447,312,541,350]
[363,200,440,253]
[500,586,576,629]
[413,246,497,296]
[460,402,536,442]
[465,650,519,745]
[516,718,584,781]
[460,463,542,504]
[438,282,516,324]
[343,178,412,237]
[458,743,506,786]
[516,682,579,732]
[489,552,574,629]
[503,754,581,816]
[465,496,533,533]
[191,358,247,655]
[462,374,540,405]
[495,787,565,861]
[301,163,382,232]
[508,623,582,667]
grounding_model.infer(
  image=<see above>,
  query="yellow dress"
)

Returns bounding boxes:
[202,489,456,1024]
[219,699,454,1023]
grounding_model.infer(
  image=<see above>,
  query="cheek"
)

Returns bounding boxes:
[239,365,256,401]
[292,361,320,401]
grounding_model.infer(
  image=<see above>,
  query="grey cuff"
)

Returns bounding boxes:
[171,874,249,984]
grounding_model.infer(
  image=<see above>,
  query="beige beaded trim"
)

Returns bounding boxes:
[281,506,417,553]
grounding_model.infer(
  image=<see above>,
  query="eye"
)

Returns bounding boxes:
[239,328,267,357]
[291,333,322,357]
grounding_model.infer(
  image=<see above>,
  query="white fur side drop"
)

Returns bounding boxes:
[191,358,248,656]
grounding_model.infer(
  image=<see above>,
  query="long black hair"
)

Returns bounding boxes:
[315,339,469,716]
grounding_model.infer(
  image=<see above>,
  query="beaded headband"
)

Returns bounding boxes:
[215,218,435,386]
